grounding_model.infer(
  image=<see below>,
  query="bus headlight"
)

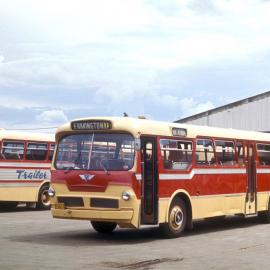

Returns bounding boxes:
[48,187,55,197]
[122,191,132,201]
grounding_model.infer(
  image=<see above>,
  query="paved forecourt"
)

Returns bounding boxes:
[0,207,270,270]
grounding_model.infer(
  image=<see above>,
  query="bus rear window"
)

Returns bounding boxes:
[55,133,135,171]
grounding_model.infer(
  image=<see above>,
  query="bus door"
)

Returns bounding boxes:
[140,136,158,225]
[245,142,257,215]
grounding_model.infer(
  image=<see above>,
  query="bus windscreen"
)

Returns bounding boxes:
[55,133,135,171]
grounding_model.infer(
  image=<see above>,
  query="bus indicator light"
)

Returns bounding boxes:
[122,191,132,201]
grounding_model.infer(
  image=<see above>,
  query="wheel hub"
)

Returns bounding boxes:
[41,190,50,206]
[170,206,183,230]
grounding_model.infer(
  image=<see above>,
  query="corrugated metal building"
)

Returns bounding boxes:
[175,91,270,131]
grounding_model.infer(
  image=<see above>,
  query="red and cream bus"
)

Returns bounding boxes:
[0,130,55,210]
[49,117,270,237]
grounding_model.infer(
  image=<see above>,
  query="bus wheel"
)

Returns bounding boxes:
[91,221,117,234]
[159,198,187,238]
[36,185,51,210]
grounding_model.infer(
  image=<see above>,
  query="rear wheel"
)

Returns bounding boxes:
[36,185,51,210]
[159,198,187,238]
[91,221,117,234]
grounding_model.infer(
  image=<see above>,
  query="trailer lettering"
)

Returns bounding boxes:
[16,170,48,180]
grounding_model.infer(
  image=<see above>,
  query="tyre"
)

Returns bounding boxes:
[91,221,117,234]
[36,185,51,210]
[159,198,187,238]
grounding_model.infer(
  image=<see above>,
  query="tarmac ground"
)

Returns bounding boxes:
[0,205,270,270]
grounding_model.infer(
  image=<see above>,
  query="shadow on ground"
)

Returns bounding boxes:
[0,204,43,213]
[7,215,264,247]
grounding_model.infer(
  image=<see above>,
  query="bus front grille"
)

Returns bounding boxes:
[90,198,119,209]
[57,197,84,207]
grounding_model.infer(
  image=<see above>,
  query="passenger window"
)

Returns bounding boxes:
[215,140,236,166]
[257,144,270,166]
[236,142,244,166]
[196,139,215,166]
[26,143,48,161]
[2,141,24,160]
[48,144,55,161]
[160,139,193,170]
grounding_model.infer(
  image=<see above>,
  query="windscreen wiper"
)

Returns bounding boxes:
[100,160,110,175]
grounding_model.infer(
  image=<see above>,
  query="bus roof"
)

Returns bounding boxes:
[56,116,270,142]
[0,130,55,142]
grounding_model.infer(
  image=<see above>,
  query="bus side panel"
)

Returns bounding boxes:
[257,173,270,211]
[158,170,247,219]
[0,186,40,202]
[0,166,51,203]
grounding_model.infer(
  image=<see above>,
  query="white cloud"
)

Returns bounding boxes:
[36,110,68,124]
[1,0,270,126]
[177,97,215,118]
[150,94,215,119]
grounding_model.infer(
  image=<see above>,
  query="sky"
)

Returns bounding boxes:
[1,0,270,132]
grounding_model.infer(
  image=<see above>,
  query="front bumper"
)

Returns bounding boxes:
[52,208,134,221]
[50,183,140,228]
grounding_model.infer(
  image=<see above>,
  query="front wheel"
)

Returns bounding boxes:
[91,221,117,234]
[159,198,187,238]
[36,185,51,210]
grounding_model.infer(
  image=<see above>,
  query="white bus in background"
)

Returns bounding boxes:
[0,130,55,210]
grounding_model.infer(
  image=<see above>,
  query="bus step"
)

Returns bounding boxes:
[244,213,258,218]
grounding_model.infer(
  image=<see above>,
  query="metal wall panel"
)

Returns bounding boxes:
[182,96,270,131]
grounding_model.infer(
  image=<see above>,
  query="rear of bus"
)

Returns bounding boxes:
[49,118,141,232]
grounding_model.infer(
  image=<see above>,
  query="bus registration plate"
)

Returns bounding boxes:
[54,203,65,209]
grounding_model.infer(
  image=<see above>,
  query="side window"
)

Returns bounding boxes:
[48,144,55,161]
[236,141,245,166]
[160,139,193,170]
[257,144,270,166]
[26,142,48,161]
[2,141,25,160]
[215,140,236,166]
[196,139,215,166]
